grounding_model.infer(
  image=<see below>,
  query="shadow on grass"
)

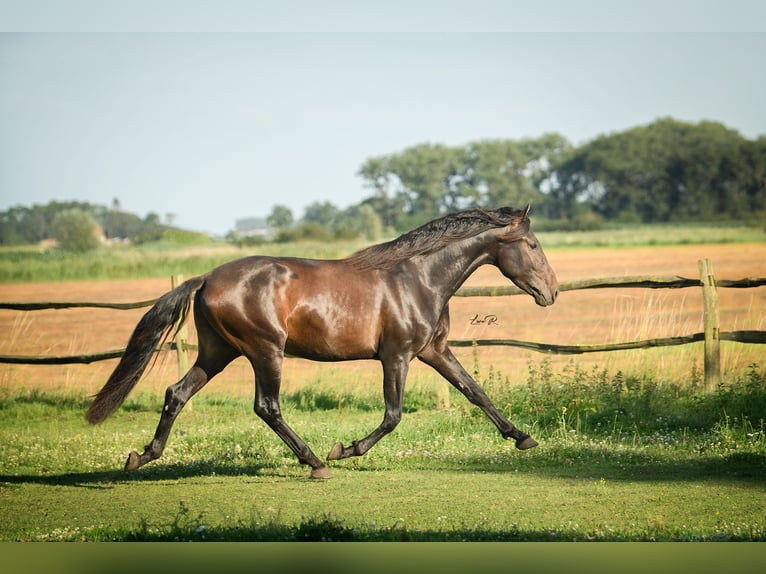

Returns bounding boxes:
[0,460,270,489]
[437,446,766,484]
[0,432,766,489]
[2,445,765,489]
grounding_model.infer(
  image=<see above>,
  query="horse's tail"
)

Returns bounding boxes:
[86,274,207,424]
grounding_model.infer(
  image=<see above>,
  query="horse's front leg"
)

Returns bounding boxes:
[327,355,409,461]
[250,352,332,479]
[417,345,538,450]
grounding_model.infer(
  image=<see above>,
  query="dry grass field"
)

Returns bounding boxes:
[1,243,764,401]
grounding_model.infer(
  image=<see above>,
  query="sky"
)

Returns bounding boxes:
[1,2,766,236]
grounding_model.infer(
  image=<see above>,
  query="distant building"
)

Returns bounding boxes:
[234,217,272,238]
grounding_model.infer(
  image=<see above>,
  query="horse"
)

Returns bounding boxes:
[86,205,559,479]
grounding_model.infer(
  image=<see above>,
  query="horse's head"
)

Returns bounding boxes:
[494,206,559,307]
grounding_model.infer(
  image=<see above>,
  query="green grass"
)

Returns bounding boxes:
[1,361,764,541]
[1,223,763,282]
[0,240,368,282]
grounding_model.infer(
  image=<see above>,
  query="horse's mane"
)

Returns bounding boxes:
[345,207,530,270]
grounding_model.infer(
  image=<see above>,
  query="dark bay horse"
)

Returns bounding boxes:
[86,206,559,478]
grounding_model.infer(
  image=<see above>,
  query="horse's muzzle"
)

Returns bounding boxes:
[530,284,558,307]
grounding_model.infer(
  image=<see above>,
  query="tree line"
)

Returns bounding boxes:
[0,199,171,250]
[351,118,765,232]
[3,118,765,249]
[266,117,765,237]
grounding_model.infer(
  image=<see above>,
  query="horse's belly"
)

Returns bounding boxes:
[284,332,377,361]
[284,312,378,361]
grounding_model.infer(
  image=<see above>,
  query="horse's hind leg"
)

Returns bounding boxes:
[124,364,211,471]
[125,320,238,471]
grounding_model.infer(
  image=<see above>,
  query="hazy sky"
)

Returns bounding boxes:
[2,2,765,235]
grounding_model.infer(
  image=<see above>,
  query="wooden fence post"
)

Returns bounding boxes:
[697,259,721,388]
[171,275,192,410]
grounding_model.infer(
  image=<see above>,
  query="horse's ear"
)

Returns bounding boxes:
[521,204,531,219]
[499,206,531,242]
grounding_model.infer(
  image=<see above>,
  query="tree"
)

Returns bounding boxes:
[357,135,571,230]
[744,136,766,225]
[301,201,339,227]
[51,208,101,252]
[333,204,383,241]
[356,204,383,241]
[357,156,406,230]
[464,134,570,214]
[267,205,294,229]
[549,118,765,223]
[387,143,463,219]
[0,206,29,245]
[133,212,164,243]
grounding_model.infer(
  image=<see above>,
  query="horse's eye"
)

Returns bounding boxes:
[529,242,538,250]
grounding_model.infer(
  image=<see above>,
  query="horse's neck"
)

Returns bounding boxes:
[415,235,494,299]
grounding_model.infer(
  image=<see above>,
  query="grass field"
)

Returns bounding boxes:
[1,226,764,542]
[0,366,764,541]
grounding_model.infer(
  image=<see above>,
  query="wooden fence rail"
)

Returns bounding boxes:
[448,330,766,353]
[1,262,765,388]
[0,299,158,311]
[453,274,766,297]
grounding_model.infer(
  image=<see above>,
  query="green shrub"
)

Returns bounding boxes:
[51,208,101,252]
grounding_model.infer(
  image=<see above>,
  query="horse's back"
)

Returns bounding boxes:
[198,255,387,361]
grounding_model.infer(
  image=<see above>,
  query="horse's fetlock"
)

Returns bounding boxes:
[382,412,401,430]
[143,441,163,460]
[501,427,521,441]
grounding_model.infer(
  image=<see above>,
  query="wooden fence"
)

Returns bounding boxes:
[1,260,765,388]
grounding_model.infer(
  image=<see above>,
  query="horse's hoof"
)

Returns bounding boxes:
[310,466,333,479]
[124,450,141,471]
[516,436,539,450]
[327,442,344,461]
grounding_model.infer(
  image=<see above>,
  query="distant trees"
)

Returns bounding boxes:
[550,118,766,223]
[0,200,169,247]
[313,118,766,236]
[3,118,763,248]
[0,201,89,245]
[357,134,573,230]
[268,202,384,243]
[358,120,765,230]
